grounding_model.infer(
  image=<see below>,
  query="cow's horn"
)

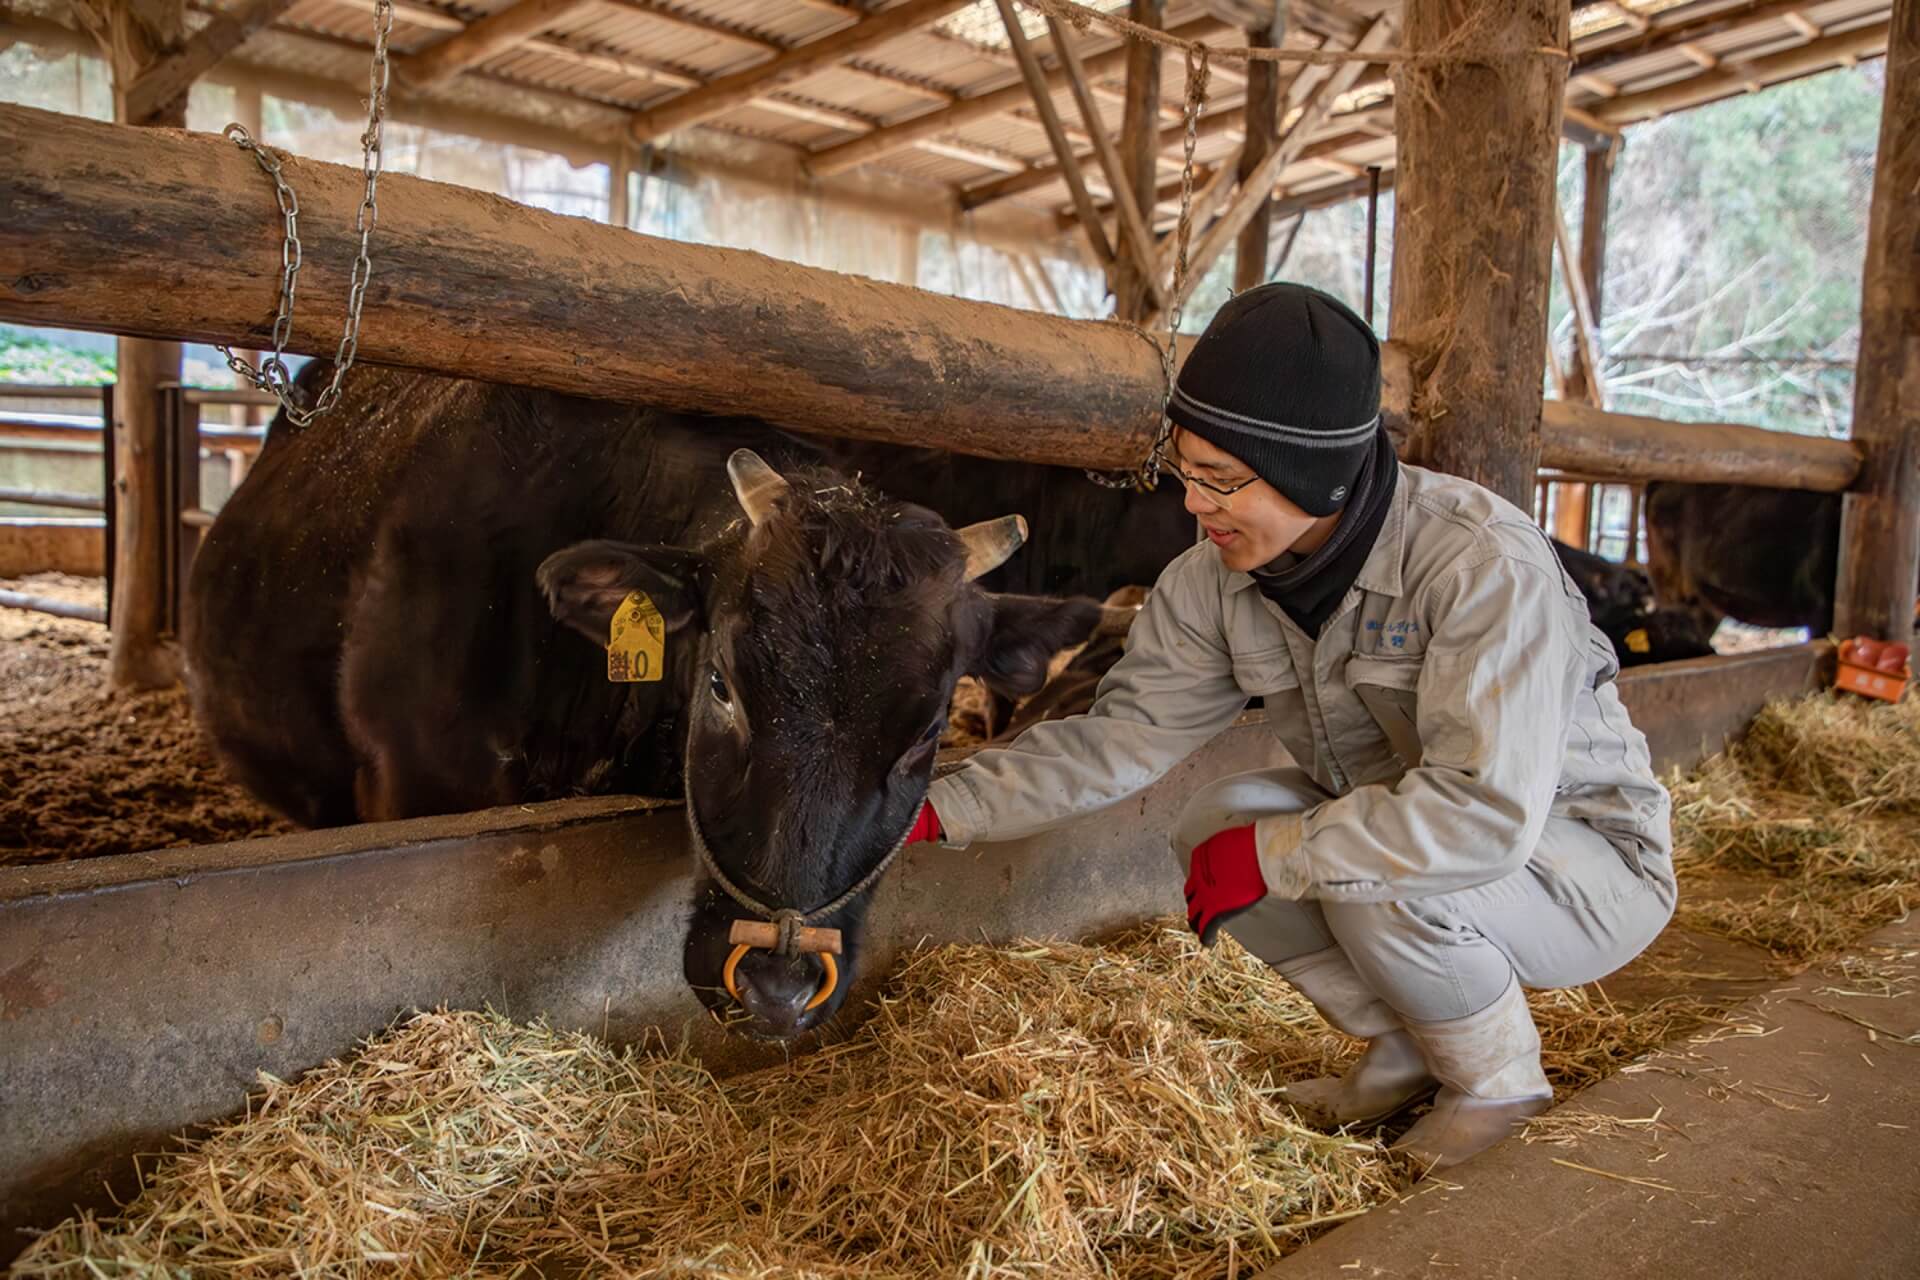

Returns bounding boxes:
[957,515,1029,581]
[728,450,789,527]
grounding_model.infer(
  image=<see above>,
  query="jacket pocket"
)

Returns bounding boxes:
[1232,647,1300,697]
[1346,654,1424,769]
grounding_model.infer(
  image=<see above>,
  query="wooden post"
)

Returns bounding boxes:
[88,0,189,688]
[1566,142,1615,405]
[1833,0,1920,649]
[1388,0,1571,511]
[1232,26,1280,292]
[1114,0,1163,321]
[608,141,631,230]
[1551,481,1589,549]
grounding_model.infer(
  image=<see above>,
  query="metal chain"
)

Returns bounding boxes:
[216,0,393,427]
[1086,43,1208,492]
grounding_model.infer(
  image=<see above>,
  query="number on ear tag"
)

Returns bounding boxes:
[608,591,666,683]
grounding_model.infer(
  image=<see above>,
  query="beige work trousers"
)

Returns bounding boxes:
[1172,768,1678,1021]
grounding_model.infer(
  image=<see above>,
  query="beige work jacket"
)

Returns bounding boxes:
[927,464,1672,903]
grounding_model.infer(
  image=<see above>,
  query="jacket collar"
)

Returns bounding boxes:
[1223,466,1408,599]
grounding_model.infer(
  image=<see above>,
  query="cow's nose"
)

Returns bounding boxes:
[737,953,822,1037]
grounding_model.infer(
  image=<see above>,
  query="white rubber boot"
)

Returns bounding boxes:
[1391,978,1554,1171]
[1275,947,1438,1128]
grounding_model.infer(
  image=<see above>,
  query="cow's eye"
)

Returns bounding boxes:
[709,667,732,707]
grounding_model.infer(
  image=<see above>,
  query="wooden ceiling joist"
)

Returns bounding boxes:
[398,0,597,93]
[124,0,299,123]
[805,13,1229,178]
[1593,18,1891,124]
[991,0,1118,274]
[1173,16,1396,309]
[1041,5,1166,313]
[1576,0,1846,77]
[625,0,974,146]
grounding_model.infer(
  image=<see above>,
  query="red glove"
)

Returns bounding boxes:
[1184,824,1266,946]
[904,799,942,846]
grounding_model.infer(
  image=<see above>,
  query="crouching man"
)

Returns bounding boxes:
[901,283,1677,1169]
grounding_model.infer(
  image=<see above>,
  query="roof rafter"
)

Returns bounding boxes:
[626,0,975,146]
[396,0,598,94]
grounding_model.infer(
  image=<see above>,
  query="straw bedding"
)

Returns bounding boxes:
[17,927,1403,1279]
[1669,691,1920,961]
[13,930,1700,1280]
[18,691,1918,1275]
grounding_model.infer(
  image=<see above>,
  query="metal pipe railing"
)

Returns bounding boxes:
[0,486,105,512]
[0,588,105,623]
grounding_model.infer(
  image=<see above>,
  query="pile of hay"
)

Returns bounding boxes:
[1669,691,1920,961]
[17,926,1409,1279]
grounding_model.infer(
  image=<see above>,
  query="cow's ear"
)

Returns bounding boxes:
[972,594,1102,699]
[538,540,707,647]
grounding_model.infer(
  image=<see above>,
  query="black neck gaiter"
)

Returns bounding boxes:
[1251,427,1399,636]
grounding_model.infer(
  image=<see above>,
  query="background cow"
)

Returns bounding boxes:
[1552,537,1715,666]
[1645,482,1848,633]
[186,363,1132,1041]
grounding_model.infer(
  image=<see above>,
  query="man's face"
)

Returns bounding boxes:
[1167,429,1322,572]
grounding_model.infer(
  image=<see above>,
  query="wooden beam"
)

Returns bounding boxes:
[1269,166,1394,218]
[397,0,596,94]
[1540,400,1858,492]
[1566,142,1614,404]
[1044,7,1164,314]
[1174,17,1394,311]
[1560,102,1620,149]
[1783,11,1823,41]
[1677,40,1721,70]
[1834,0,1920,648]
[0,103,1865,493]
[992,0,1115,275]
[1111,0,1163,323]
[1553,199,1605,408]
[627,0,972,145]
[966,56,1391,213]
[805,13,1228,178]
[1594,20,1890,124]
[1234,25,1282,293]
[1389,0,1567,510]
[124,0,296,123]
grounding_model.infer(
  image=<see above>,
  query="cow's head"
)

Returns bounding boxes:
[538,451,1100,1040]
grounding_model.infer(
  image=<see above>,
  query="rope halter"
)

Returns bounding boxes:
[688,782,913,1017]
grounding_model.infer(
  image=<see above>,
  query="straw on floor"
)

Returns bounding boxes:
[1669,690,1920,961]
[17,926,1410,1279]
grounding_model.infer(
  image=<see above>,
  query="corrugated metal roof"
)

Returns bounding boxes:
[139,0,1899,215]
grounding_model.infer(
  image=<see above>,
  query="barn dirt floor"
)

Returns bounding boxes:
[1264,911,1920,1280]
[0,574,289,866]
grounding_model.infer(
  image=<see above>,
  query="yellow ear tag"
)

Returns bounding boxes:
[608,591,666,683]
[1624,627,1651,655]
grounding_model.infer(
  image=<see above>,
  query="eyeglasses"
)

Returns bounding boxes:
[1154,442,1260,502]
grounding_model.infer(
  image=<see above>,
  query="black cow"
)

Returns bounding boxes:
[1645,482,1851,634]
[1551,537,1715,667]
[186,364,1126,1042]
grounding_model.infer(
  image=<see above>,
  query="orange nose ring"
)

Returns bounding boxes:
[723,919,844,1014]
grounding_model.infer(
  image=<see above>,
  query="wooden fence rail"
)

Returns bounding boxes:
[0,103,1860,493]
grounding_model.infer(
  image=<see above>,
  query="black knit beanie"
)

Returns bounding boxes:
[1167,282,1382,517]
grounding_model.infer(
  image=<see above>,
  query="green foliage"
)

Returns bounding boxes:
[1579,63,1884,434]
[0,329,114,385]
